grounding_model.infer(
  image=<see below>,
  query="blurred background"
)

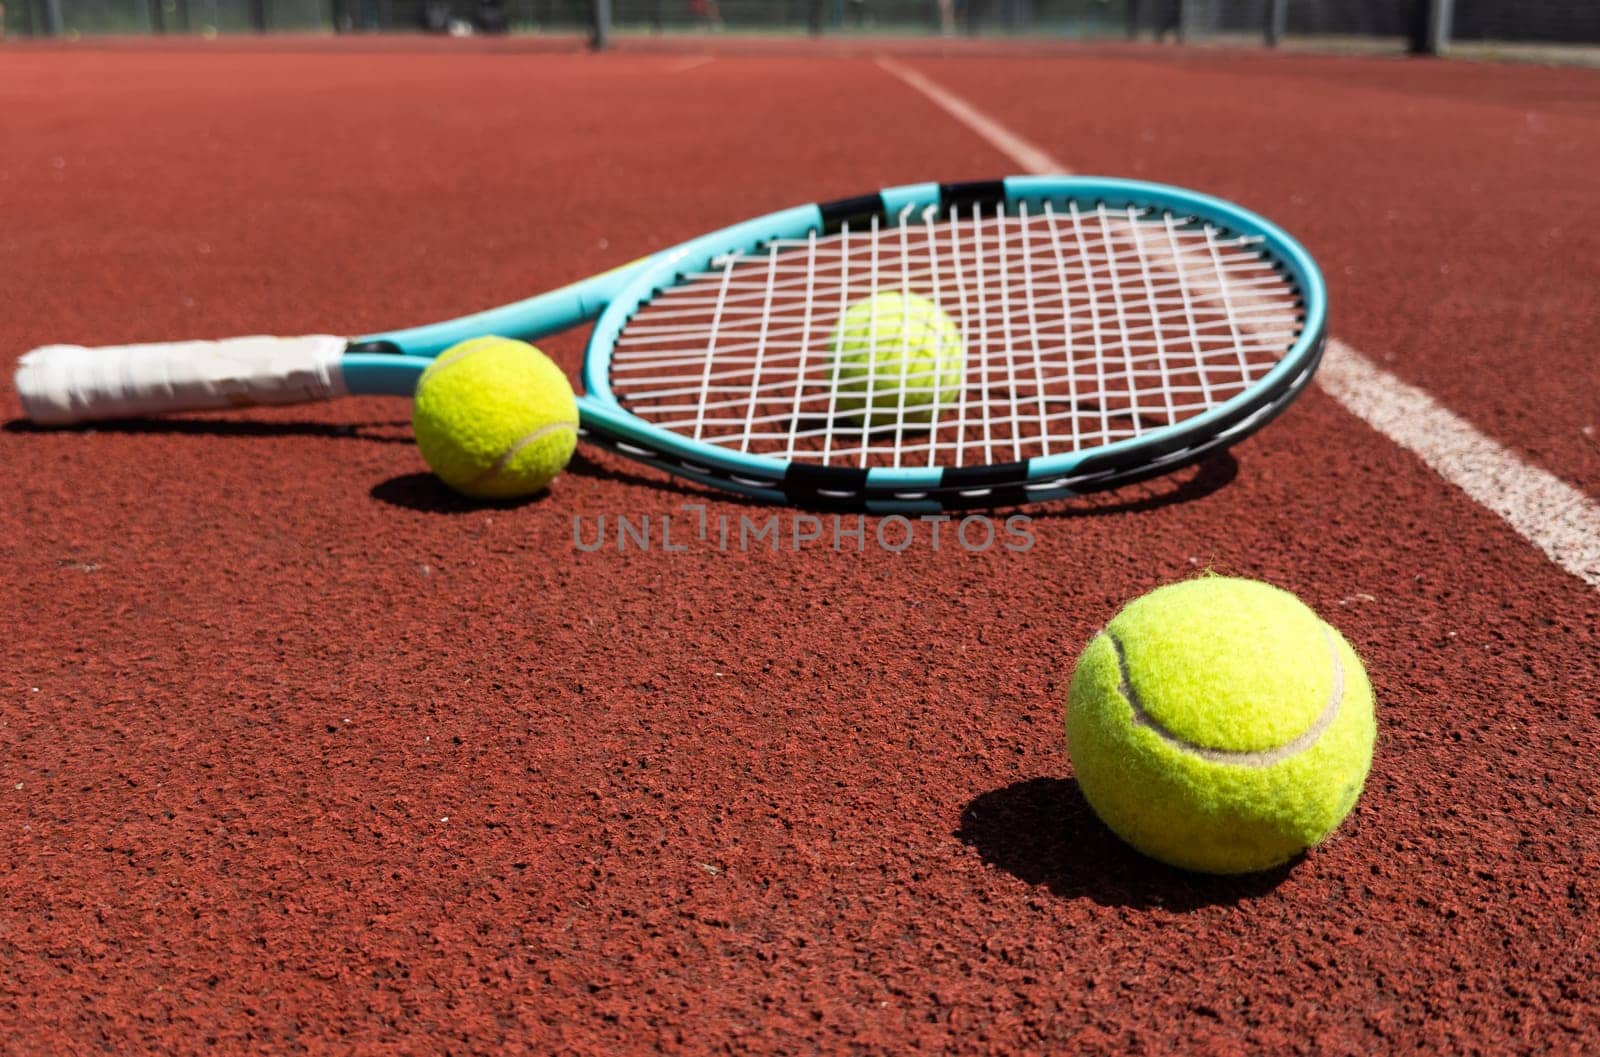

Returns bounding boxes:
[4,0,1597,63]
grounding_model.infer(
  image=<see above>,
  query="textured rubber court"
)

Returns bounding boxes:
[3,36,1599,1055]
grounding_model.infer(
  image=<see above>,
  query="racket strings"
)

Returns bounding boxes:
[609,201,1304,468]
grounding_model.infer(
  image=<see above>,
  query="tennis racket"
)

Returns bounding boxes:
[14,176,1326,512]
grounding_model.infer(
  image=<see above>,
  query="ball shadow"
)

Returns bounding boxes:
[369,472,555,514]
[958,776,1295,910]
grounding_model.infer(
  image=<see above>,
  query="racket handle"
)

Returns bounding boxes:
[14,335,350,425]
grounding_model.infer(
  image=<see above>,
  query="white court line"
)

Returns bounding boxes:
[875,58,1061,177]
[1318,341,1600,588]
[666,56,715,73]
[876,56,1600,592]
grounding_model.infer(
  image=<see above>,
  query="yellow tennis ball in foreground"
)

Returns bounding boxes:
[830,291,965,424]
[1065,577,1376,874]
[412,337,579,500]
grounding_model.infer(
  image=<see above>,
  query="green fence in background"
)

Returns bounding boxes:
[4,0,591,34]
[6,0,1599,54]
[598,0,1133,37]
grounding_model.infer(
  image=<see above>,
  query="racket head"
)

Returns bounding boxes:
[574,176,1326,511]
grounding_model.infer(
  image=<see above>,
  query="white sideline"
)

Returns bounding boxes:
[876,57,1600,592]
[875,58,1062,179]
[1319,340,1600,589]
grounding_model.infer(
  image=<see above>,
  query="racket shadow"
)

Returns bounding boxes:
[957,776,1294,910]
[368,450,763,514]
[560,449,776,508]
[368,449,1238,515]
[1024,448,1238,520]
[2,415,415,444]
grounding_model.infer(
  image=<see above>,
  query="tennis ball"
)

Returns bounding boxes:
[1065,577,1375,874]
[830,291,965,425]
[412,337,578,500]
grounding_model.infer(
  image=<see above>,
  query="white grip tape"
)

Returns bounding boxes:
[15,335,350,424]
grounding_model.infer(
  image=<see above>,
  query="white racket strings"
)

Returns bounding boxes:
[609,201,1305,469]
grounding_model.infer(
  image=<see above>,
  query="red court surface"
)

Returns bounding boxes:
[3,41,1599,1055]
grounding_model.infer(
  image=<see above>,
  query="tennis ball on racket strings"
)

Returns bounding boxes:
[830,291,965,425]
[1065,576,1375,875]
[412,337,579,500]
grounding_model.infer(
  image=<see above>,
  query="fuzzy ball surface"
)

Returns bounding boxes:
[412,337,578,499]
[1065,576,1376,874]
[830,291,965,424]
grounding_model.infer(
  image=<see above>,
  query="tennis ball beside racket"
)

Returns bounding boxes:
[1065,577,1376,875]
[412,337,578,499]
[831,291,965,425]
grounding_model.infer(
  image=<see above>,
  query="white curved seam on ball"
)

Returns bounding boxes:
[426,340,490,376]
[470,420,580,486]
[1107,625,1344,767]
